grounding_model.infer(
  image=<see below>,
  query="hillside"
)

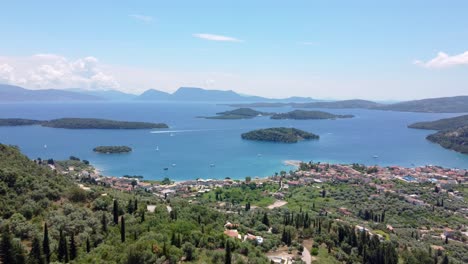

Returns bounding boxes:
[229,99,381,109]
[68,88,137,101]
[408,115,468,130]
[377,96,468,113]
[0,84,103,102]
[135,89,172,101]
[426,126,468,154]
[271,110,354,120]
[241,127,319,143]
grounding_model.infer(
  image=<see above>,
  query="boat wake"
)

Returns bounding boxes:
[150,129,226,134]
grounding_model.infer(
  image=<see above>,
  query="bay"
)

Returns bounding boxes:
[0,102,467,181]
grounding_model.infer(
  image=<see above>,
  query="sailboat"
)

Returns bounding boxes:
[44,144,47,149]
[156,146,159,151]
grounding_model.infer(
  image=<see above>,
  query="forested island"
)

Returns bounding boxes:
[241,127,319,143]
[93,145,133,153]
[271,110,354,120]
[203,108,271,119]
[0,117,168,129]
[409,115,468,154]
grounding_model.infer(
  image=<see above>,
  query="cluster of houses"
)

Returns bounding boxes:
[223,221,264,244]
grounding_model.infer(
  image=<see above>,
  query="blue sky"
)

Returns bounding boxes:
[0,0,467,99]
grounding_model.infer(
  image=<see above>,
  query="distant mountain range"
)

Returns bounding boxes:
[0,84,103,102]
[1,83,467,113]
[135,87,316,102]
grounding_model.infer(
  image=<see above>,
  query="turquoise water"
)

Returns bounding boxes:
[0,102,467,181]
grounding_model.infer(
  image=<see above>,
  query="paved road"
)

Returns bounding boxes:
[302,247,312,264]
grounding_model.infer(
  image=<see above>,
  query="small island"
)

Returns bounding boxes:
[203,108,271,119]
[241,127,319,143]
[0,118,42,126]
[270,110,354,120]
[0,118,168,129]
[93,146,132,154]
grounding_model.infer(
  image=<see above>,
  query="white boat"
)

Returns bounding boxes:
[172,163,176,167]
[372,155,379,158]
[170,133,175,137]
[156,146,159,151]
[44,144,47,149]
[210,164,215,167]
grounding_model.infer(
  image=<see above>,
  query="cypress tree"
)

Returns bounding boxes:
[101,212,108,233]
[262,212,270,226]
[86,237,91,253]
[134,199,138,212]
[57,230,68,263]
[13,240,26,264]
[127,199,134,214]
[29,236,42,264]
[225,240,232,264]
[141,211,145,223]
[113,200,119,225]
[442,255,449,264]
[43,223,50,264]
[0,227,14,264]
[69,233,77,261]
[121,216,126,243]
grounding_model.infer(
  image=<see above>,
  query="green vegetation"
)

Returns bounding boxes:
[409,115,468,154]
[0,145,466,263]
[377,96,468,113]
[0,117,168,129]
[427,126,468,154]
[203,108,271,119]
[241,127,319,143]
[42,118,168,129]
[409,115,468,130]
[0,118,42,126]
[93,146,132,154]
[270,110,354,120]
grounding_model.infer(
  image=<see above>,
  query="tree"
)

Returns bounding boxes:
[69,233,77,261]
[225,240,232,264]
[101,212,108,233]
[0,227,14,264]
[57,230,68,263]
[43,224,50,263]
[121,216,126,243]
[262,212,270,226]
[127,199,134,214]
[28,236,42,264]
[113,200,119,225]
[245,202,251,211]
[442,255,449,264]
[86,237,91,253]
[183,242,195,261]
[245,176,251,183]
[134,199,138,212]
[131,180,137,189]
[140,211,145,223]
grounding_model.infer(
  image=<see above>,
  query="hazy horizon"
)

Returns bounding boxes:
[1,1,468,100]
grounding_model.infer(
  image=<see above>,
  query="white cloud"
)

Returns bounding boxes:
[0,54,119,89]
[414,51,468,68]
[129,14,153,23]
[193,33,243,42]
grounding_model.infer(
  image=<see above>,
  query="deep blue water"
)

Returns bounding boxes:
[0,102,467,181]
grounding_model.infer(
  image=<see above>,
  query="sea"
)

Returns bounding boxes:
[0,102,467,181]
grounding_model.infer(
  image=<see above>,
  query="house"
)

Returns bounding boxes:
[224,229,241,239]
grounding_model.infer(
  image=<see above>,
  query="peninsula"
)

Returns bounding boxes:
[93,145,132,154]
[0,117,168,129]
[270,110,354,120]
[409,115,468,154]
[241,127,319,143]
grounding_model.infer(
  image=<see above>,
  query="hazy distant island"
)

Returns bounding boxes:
[93,146,132,154]
[202,108,272,119]
[270,110,354,120]
[229,99,382,109]
[241,127,319,143]
[0,117,168,129]
[0,118,43,126]
[409,115,468,154]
